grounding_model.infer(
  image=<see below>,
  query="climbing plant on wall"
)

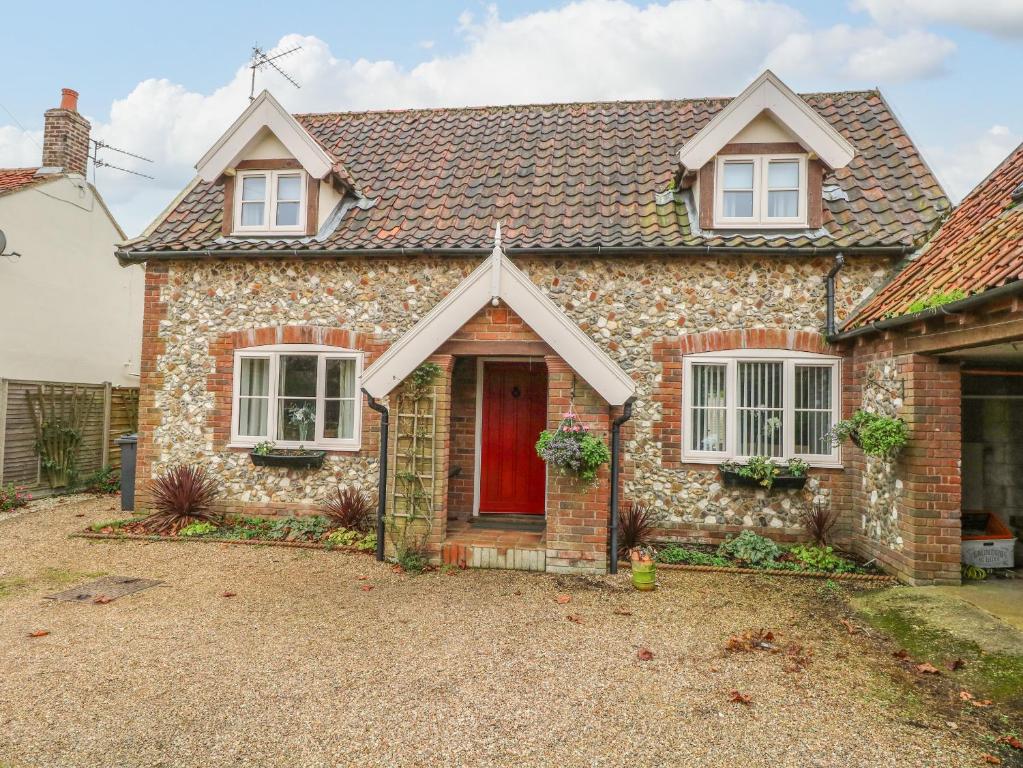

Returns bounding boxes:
[27,384,97,488]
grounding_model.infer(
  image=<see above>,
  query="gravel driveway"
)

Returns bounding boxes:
[0,496,988,767]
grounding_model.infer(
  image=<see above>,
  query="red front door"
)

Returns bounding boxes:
[479,361,548,514]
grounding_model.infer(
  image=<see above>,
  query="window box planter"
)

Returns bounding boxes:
[249,449,326,469]
[719,467,807,491]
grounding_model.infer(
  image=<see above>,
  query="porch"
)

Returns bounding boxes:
[442,515,547,571]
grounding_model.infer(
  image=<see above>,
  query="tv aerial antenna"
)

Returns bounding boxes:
[89,139,155,181]
[249,44,303,100]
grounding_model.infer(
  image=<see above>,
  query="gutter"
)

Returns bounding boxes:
[115,244,914,263]
[363,390,389,562]
[608,396,637,576]
[829,279,1023,343]
[824,253,845,337]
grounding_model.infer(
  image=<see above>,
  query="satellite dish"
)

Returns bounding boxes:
[0,230,6,254]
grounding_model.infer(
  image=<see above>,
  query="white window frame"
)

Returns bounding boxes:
[682,348,841,467]
[233,169,307,235]
[714,154,807,228]
[230,344,362,451]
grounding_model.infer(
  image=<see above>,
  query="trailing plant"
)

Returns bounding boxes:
[179,521,219,537]
[324,528,377,551]
[253,440,276,456]
[799,500,838,545]
[81,466,119,494]
[786,458,809,478]
[617,501,663,559]
[406,362,441,399]
[323,485,373,533]
[829,409,908,459]
[656,545,729,567]
[788,544,856,574]
[536,413,611,483]
[717,531,780,566]
[28,384,97,488]
[906,288,967,315]
[141,465,221,535]
[0,483,32,512]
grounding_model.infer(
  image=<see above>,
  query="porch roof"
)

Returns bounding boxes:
[361,227,637,406]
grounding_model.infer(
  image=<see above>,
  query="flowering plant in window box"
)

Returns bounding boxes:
[248,440,326,469]
[535,411,611,483]
[719,456,808,491]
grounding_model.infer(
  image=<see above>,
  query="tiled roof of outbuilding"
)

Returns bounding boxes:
[0,168,46,197]
[851,142,1023,327]
[127,91,949,255]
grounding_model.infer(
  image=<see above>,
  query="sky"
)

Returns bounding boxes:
[2,0,1021,237]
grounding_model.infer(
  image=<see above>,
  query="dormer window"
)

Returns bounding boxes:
[234,169,306,234]
[714,155,806,228]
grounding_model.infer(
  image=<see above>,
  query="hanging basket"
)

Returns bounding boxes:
[535,406,610,483]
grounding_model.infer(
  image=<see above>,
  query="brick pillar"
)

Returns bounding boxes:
[544,356,612,574]
[898,354,962,585]
[133,263,170,511]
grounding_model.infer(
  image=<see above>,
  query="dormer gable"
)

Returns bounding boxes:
[678,71,855,232]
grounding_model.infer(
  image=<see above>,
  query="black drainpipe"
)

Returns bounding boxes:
[825,253,846,337]
[364,390,389,562]
[609,396,637,575]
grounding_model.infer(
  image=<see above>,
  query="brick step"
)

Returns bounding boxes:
[441,542,546,572]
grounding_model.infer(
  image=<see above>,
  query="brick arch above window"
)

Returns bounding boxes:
[679,328,836,356]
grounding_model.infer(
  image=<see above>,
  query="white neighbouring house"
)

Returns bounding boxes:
[0,89,143,387]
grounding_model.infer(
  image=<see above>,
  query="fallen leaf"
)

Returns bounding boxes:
[839,618,859,635]
[27,630,49,638]
[726,629,777,653]
[75,513,85,518]
[709,665,720,673]
[556,594,571,605]
[221,592,236,598]
[997,736,1022,750]
[360,585,373,592]
[92,595,113,604]
[970,699,993,708]
[636,648,654,661]
[391,565,404,573]
[513,590,522,596]
[915,662,940,674]
[893,649,911,660]
[982,755,1001,765]
[728,690,752,705]
[356,575,368,581]
[613,608,633,616]
[566,614,583,624]
[949,658,966,671]
[960,691,975,702]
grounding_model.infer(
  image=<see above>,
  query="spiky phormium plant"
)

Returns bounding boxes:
[142,465,221,535]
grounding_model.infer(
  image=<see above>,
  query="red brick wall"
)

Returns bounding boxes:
[446,357,477,520]
[134,264,170,510]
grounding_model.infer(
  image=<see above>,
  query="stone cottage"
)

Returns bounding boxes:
[118,71,951,577]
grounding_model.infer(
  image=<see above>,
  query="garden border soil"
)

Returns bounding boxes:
[72,531,373,555]
[629,561,896,583]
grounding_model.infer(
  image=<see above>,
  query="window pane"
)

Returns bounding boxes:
[326,359,356,397]
[737,361,784,457]
[767,190,799,218]
[723,191,754,217]
[276,174,301,201]
[324,399,355,440]
[690,363,727,452]
[279,355,317,397]
[240,201,265,226]
[239,357,269,396]
[277,398,317,442]
[237,397,268,437]
[241,175,266,201]
[723,162,754,190]
[768,160,799,189]
[795,365,833,455]
[275,201,300,227]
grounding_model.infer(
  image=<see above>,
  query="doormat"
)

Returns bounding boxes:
[44,576,163,604]
[472,515,545,532]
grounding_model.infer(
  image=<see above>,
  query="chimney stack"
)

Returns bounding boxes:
[42,87,90,176]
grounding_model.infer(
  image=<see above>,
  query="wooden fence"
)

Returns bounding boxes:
[0,379,139,495]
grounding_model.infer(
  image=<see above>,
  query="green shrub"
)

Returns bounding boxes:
[717,531,780,566]
[656,545,729,566]
[179,521,219,537]
[0,483,32,512]
[355,532,377,552]
[395,546,428,573]
[906,288,966,314]
[81,466,120,494]
[788,544,856,573]
[830,410,908,459]
[268,515,331,541]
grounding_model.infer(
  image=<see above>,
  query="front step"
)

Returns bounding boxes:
[441,542,546,572]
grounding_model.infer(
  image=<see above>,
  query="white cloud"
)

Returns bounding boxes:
[854,0,1023,38]
[927,125,1023,203]
[0,0,962,235]
[0,125,42,167]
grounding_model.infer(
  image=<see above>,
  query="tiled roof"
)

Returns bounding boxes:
[851,142,1023,327]
[0,168,45,197]
[127,91,949,254]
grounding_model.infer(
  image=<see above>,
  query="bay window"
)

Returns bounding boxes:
[232,345,362,450]
[714,155,807,227]
[683,350,840,465]
[234,170,306,234]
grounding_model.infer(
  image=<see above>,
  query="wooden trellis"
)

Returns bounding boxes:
[391,391,437,521]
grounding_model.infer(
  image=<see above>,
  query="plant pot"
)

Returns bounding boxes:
[249,449,326,469]
[631,560,656,591]
[719,468,807,492]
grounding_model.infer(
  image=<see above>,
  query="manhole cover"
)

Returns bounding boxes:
[44,576,162,603]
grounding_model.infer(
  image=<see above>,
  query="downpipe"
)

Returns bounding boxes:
[364,390,389,562]
[609,397,637,575]
[825,253,846,337]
